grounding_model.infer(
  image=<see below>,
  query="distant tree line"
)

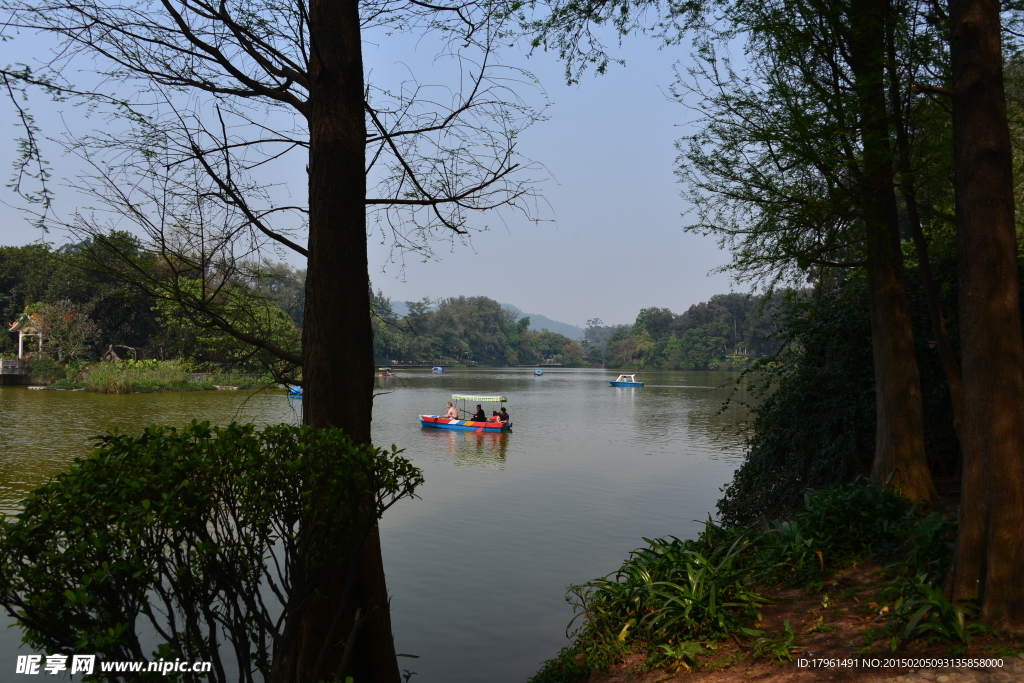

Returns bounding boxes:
[4,236,791,372]
[371,295,589,366]
[587,292,787,370]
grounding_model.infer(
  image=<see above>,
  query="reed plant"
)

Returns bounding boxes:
[79,360,271,393]
[84,359,199,393]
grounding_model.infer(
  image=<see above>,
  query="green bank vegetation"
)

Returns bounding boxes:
[28,357,270,393]
[529,483,974,683]
[587,293,786,371]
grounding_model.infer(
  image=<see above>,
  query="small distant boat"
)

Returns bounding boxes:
[420,394,512,432]
[288,386,302,397]
[378,368,396,377]
[432,366,444,373]
[534,369,544,376]
[609,374,643,387]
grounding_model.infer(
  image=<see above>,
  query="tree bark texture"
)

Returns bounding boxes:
[283,0,402,678]
[884,30,965,451]
[947,0,1024,630]
[848,0,937,502]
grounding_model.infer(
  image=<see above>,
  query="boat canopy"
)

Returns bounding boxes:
[451,394,507,403]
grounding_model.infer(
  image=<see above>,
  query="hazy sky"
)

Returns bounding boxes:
[0,24,739,327]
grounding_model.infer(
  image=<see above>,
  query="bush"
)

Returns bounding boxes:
[0,421,422,683]
[28,355,65,384]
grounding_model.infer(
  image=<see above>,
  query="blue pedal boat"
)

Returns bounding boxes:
[609,374,643,387]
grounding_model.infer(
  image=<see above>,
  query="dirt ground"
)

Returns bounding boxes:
[581,566,1024,683]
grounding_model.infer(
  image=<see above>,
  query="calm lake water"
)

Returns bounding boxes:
[0,367,751,682]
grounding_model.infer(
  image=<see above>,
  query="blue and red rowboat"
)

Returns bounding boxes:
[420,394,512,432]
[609,374,644,387]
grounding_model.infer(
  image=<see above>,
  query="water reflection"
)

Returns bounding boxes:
[418,428,509,468]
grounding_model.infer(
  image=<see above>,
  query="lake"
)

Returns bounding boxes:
[0,367,751,682]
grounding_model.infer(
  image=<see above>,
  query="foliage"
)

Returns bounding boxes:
[887,575,976,645]
[153,279,300,379]
[531,482,964,678]
[525,644,590,683]
[756,480,913,585]
[27,354,66,384]
[717,267,965,526]
[83,359,200,393]
[381,296,590,366]
[601,293,786,370]
[32,299,101,361]
[80,359,271,393]
[749,621,797,663]
[0,238,162,356]
[562,521,770,671]
[0,421,423,683]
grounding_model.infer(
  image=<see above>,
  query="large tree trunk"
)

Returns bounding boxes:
[884,27,965,451]
[278,0,402,678]
[947,0,1024,630]
[849,0,937,502]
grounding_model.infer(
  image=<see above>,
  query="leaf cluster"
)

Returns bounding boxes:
[0,421,423,683]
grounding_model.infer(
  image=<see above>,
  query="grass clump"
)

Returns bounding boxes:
[530,481,968,679]
[80,360,271,393]
[85,359,200,393]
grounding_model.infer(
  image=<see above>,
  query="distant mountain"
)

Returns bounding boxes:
[386,299,584,339]
[500,304,584,340]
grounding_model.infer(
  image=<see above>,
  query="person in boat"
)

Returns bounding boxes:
[487,411,500,423]
[472,405,486,421]
[498,407,509,423]
[445,402,459,419]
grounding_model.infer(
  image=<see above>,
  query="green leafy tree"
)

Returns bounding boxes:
[32,299,101,362]
[154,280,300,377]
[667,322,729,371]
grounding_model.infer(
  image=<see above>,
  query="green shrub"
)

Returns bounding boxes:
[756,480,913,584]
[526,645,590,683]
[0,421,422,683]
[28,355,64,384]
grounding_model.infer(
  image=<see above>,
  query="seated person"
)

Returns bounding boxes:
[445,402,459,419]
[487,411,500,423]
[472,405,486,421]
[498,407,509,423]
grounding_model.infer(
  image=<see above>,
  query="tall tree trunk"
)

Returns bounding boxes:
[849,0,937,502]
[947,0,1024,629]
[279,0,402,678]
[884,28,965,451]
